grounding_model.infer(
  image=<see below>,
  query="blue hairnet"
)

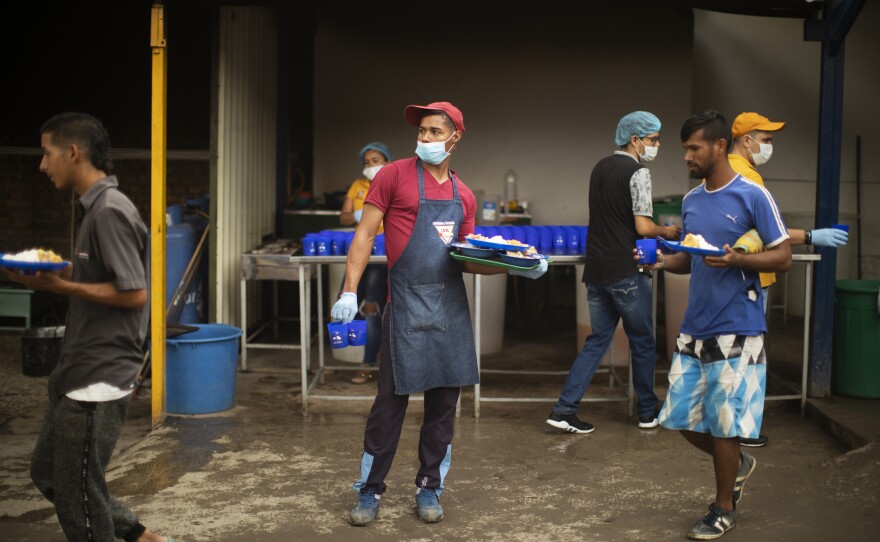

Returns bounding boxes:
[358,141,394,164]
[615,111,662,146]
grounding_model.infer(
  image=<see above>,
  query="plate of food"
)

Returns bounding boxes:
[450,241,498,258]
[450,251,551,271]
[499,249,547,268]
[659,234,726,257]
[465,233,532,252]
[0,249,69,272]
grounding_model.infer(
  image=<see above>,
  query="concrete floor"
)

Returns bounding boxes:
[1,317,878,542]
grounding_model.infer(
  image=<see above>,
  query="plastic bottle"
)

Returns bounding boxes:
[504,169,518,212]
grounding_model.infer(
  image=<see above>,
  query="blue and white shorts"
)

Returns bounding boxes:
[659,334,766,439]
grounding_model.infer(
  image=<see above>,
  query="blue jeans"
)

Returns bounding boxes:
[552,272,659,419]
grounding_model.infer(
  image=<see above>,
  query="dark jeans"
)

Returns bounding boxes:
[354,307,460,495]
[552,272,659,419]
[30,387,145,542]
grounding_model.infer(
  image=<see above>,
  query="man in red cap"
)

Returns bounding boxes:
[332,101,547,527]
[728,112,848,448]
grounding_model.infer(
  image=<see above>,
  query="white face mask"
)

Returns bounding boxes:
[363,165,383,181]
[637,138,659,162]
[415,132,457,165]
[748,138,773,166]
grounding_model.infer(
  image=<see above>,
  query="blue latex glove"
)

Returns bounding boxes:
[353,209,363,223]
[508,258,549,280]
[811,228,848,247]
[331,292,358,323]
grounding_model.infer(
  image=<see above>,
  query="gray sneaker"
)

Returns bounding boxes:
[416,488,444,523]
[687,504,736,540]
[733,451,757,504]
[349,490,380,526]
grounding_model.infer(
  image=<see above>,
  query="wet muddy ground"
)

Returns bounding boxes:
[1,316,877,541]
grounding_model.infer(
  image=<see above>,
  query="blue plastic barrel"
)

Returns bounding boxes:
[166,204,184,225]
[166,324,243,414]
[182,211,208,323]
[166,224,202,323]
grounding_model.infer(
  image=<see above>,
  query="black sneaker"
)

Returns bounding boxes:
[638,407,661,429]
[739,435,769,447]
[546,412,595,434]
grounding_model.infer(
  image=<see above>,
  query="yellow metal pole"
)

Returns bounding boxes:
[150,4,167,428]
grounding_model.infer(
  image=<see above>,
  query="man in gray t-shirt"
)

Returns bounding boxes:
[4,113,171,542]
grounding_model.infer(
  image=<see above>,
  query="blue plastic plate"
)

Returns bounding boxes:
[450,242,498,258]
[466,237,529,252]
[658,239,725,257]
[0,254,69,272]
[499,252,546,268]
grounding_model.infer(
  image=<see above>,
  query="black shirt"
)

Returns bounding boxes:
[583,153,646,284]
[50,176,149,396]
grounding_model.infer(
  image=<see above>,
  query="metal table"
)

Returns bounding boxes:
[240,241,314,371]
[290,255,390,414]
[765,254,820,414]
[290,253,820,417]
[470,254,821,417]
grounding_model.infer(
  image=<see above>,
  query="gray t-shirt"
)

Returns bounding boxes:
[50,176,149,397]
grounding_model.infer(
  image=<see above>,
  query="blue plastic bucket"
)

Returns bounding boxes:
[166,324,242,415]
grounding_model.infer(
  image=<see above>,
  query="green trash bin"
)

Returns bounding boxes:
[832,280,880,398]
[652,196,683,227]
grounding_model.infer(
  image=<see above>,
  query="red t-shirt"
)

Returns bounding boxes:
[365,157,476,269]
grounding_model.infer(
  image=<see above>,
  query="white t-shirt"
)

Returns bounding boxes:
[66,382,133,402]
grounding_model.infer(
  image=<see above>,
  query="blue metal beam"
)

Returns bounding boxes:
[807,0,865,397]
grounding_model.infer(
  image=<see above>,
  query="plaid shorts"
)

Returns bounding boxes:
[659,334,767,439]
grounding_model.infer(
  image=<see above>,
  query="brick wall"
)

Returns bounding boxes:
[0,155,209,258]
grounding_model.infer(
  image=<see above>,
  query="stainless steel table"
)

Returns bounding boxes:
[470,254,821,417]
[290,253,820,417]
[240,241,314,371]
[290,255,390,414]
[471,255,643,418]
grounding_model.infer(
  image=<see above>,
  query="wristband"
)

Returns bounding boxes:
[805,230,812,245]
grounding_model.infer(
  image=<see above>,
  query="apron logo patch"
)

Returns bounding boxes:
[433,221,456,245]
[75,251,89,260]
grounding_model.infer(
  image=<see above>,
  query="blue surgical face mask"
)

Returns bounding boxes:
[415,132,457,165]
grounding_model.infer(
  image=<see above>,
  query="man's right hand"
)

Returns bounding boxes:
[331,292,358,323]
[663,224,681,240]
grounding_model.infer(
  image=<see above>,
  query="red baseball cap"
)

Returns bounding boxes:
[404,101,465,133]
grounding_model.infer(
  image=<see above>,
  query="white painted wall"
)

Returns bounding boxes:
[313,3,694,227]
[692,6,880,283]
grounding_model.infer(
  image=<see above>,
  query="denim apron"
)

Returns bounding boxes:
[388,160,479,394]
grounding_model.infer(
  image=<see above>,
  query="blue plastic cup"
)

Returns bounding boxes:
[327,322,349,349]
[636,239,658,264]
[301,236,317,256]
[330,233,345,256]
[551,227,565,255]
[579,227,588,255]
[526,227,540,250]
[316,237,331,256]
[372,233,386,256]
[348,320,367,346]
[539,227,552,254]
[564,226,580,255]
[832,224,849,232]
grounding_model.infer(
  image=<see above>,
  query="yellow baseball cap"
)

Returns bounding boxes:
[732,112,785,138]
